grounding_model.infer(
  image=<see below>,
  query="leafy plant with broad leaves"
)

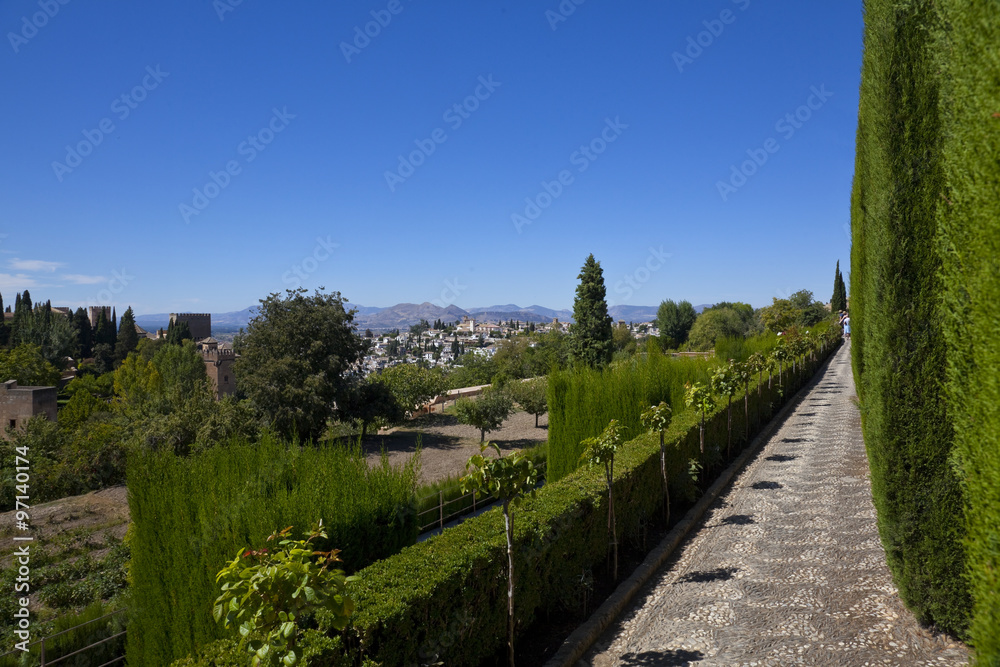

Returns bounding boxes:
[770,339,790,387]
[746,352,766,425]
[684,381,715,485]
[213,521,356,666]
[580,419,625,582]
[461,443,538,667]
[734,361,753,443]
[711,361,741,459]
[640,402,674,524]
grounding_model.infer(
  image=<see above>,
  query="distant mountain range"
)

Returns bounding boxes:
[136,302,670,333]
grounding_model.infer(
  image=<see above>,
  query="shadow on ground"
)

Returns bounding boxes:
[618,649,705,665]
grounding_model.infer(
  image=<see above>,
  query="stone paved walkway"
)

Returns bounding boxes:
[581,344,969,667]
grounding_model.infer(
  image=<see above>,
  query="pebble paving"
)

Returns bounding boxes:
[581,344,969,667]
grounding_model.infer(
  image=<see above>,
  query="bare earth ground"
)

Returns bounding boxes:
[580,344,968,667]
[363,410,548,486]
[0,485,129,566]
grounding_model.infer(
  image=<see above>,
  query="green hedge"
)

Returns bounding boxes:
[852,0,1000,651]
[547,351,715,482]
[127,436,419,667]
[176,336,839,665]
[935,0,1000,660]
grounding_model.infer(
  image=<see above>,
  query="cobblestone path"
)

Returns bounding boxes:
[581,344,968,666]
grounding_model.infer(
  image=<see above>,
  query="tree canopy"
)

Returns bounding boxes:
[234,289,368,442]
[656,299,697,348]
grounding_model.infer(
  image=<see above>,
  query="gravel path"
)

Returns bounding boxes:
[361,410,548,486]
[581,344,968,666]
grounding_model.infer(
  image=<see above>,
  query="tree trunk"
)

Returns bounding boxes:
[481,429,486,443]
[504,502,515,667]
[744,389,749,443]
[660,433,669,525]
[535,413,539,428]
[726,396,732,459]
[607,460,617,582]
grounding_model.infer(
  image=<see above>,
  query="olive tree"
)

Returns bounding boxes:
[507,377,548,427]
[455,388,514,442]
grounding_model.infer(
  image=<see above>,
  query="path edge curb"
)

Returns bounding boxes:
[544,344,843,667]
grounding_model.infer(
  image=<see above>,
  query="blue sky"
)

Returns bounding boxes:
[1,0,862,315]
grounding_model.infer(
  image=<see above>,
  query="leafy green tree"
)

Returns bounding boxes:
[611,322,634,354]
[92,343,115,375]
[640,402,673,523]
[734,361,753,443]
[234,289,369,442]
[214,522,356,667]
[831,260,848,312]
[770,339,790,387]
[581,419,625,581]
[507,377,547,427]
[461,443,538,667]
[380,363,446,417]
[746,352,766,426]
[455,388,514,442]
[59,390,106,432]
[759,298,800,333]
[0,344,60,386]
[194,396,262,450]
[115,307,139,363]
[338,377,404,437]
[656,299,697,348]
[687,308,746,351]
[684,381,715,457]
[570,254,613,368]
[711,361,741,458]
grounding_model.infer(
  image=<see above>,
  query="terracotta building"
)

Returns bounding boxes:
[170,313,212,341]
[196,338,237,399]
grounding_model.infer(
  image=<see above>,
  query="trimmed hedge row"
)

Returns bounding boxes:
[176,335,840,665]
[128,436,419,667]
[852,0,1000,654]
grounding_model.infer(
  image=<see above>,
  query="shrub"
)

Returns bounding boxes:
[127,435,418,667]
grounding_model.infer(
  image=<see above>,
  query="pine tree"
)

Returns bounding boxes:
[115,307,140,363]
[111,307,117,336]
[95,309,112,348]
[570,254,614,368]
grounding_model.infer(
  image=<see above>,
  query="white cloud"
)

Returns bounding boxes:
[8,258,64,272]
[61,274,107,285]
[0,273,40,290]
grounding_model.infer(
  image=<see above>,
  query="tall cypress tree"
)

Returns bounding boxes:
[73,307,93,358]
[95,309,112,348]
[570,254,613,368]
[115,307,139,362]
[0,292,7,347]
[111,307,117,336]
[831,261,848,312]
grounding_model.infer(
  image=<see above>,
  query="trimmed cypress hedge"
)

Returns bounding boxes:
[176,335,840,665]
[127,436,419,667]
[935,1,1000,659]
[852,0,1000,654]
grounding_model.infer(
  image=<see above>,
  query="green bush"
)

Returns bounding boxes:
[127,435,419,667]
[175,335,838,666]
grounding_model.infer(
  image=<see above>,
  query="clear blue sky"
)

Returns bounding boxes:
[1,0,861,315]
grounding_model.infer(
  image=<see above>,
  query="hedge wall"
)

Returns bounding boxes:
[852,0,1000,656]
[127,436,419,667]
[935,0,1000,660]
[176,336,840,666]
